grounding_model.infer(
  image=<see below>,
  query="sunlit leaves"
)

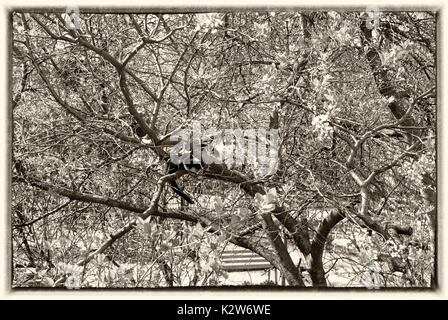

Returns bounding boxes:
[195,13,223,32]
[254,188,278,213]
[254,22,269,38]
[136,217,152,236]
[311,113,334,148]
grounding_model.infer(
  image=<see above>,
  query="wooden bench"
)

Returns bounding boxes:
[221,249,273,272]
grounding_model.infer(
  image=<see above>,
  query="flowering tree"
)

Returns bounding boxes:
[12,10,436,287]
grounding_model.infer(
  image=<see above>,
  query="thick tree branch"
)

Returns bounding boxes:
[308,208,345,287]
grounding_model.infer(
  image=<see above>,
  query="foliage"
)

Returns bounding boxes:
[12,10,436,288]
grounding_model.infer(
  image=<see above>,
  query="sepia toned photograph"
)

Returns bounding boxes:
[10,7,437,289]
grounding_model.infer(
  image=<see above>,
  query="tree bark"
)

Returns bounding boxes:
[308,208,345,287]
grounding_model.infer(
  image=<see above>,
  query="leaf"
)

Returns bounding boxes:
[230,215,241,226]
[160,243,170,252]
[210,241,218,250]
[237,208,250,218]
[107,269,117,281]
[166,230,176,240]
[171,238,180,247]
[254,193,265,209]
[96,253,106,264]
[212,196,224,213]
[192,222,204,239]
[254,22,268,37]
[262,203,276,213]
[202,262,211,272]
[143,221,152,236]
[266,188,278,204]
[42,277,54,287]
